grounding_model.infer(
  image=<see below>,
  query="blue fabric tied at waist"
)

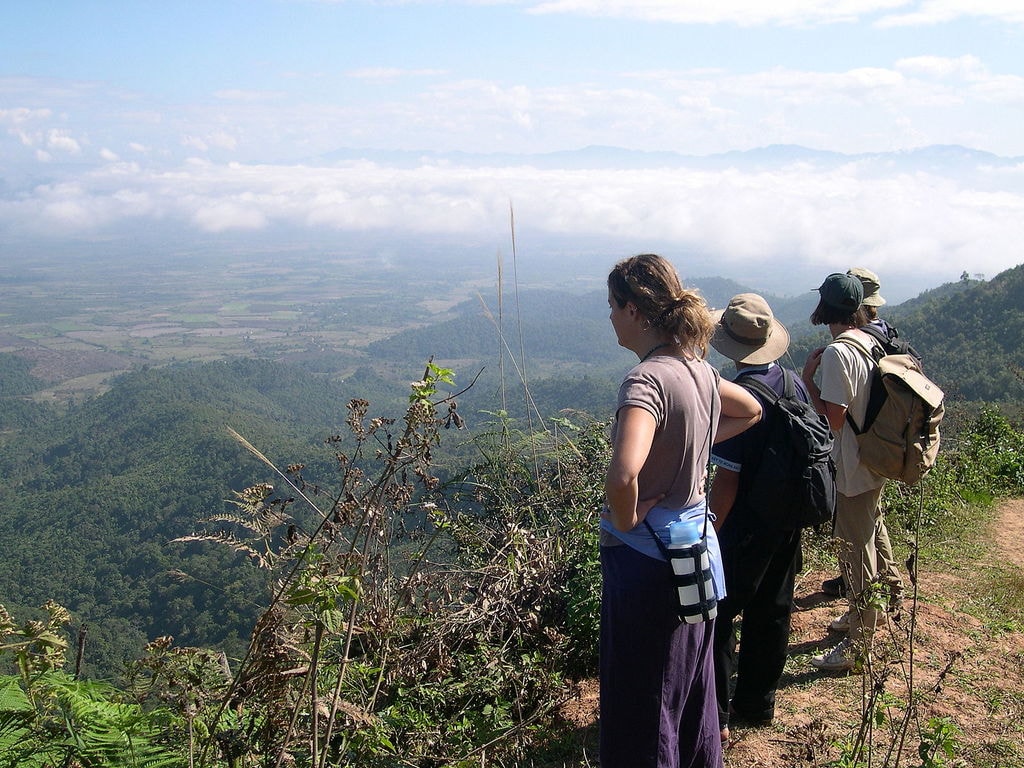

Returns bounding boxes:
[601,499,727,601]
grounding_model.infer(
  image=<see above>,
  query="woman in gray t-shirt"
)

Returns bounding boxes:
[601,254,760,768]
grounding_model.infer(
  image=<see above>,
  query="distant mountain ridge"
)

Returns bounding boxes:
[314,144,1022,171]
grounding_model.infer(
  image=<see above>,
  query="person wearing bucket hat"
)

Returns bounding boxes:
[708,294,809,740]
[709,293,790,365]
[848,266,885,308]
[802,274,887,672]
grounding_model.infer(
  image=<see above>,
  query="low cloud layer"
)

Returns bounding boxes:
[3,152,1021,293]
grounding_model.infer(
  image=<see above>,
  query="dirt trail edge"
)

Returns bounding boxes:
[720,497,1024,766]
[994,498,1024,569]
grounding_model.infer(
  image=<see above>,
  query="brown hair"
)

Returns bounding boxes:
[608,253,714,358]
[810,298,868,328]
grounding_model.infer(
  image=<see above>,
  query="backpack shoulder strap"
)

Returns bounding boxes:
[831,335,882,434]
[781,368,797,400]
[859,324,892,350]
[738,374,779,405]
[833,333,880,363]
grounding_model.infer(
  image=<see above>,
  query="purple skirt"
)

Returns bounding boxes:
[600,543,723,768]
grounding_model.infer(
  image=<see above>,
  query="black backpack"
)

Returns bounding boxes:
[736,369,837,529]
[860,323,923,366]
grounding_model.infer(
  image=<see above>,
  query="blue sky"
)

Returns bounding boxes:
[3,0,1024,297]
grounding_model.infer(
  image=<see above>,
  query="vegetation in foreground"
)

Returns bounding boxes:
[1,358,1023,767]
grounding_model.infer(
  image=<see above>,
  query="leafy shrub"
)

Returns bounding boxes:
[0,602,184,768]
[157,364,609,766]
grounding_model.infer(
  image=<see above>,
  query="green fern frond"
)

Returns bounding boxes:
[0,672,187,768]
[0,678,30,714]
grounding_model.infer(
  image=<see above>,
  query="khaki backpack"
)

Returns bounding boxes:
[835,334,945,486]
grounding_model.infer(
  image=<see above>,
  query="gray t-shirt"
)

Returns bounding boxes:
[612,354,721,510]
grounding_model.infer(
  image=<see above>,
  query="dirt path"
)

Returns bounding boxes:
[720,498,1024,766]
[993,498,1024,568]
[556,499,1024,767]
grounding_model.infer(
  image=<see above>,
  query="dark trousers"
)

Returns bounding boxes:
[713,516,801,725]
[600,544,723,768]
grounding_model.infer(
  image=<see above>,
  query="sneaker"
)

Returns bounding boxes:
[811,639,855,672]
[822,575,847,597]
[829,610,885,634]
[829,611,851,632]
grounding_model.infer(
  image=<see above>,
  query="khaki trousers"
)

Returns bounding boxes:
[875,503,904,599]
[834,485,886,643]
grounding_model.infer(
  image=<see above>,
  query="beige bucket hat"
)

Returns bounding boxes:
[847,266,886,307]
[711,293,790,365]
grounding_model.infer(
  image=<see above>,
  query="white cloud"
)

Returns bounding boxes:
[2,157,1021,285]
[181,135,209,151]
[46,129,81,154]
[0,107,53,126]
[897,54,983,79]
[970,74,1024,105]
[521,0,1024,26]
[214,89,288,102]
[878,0,1024,26]
[205,130,239,150]
[192,199,268,231]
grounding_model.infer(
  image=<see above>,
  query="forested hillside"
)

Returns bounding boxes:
[0,359,368,674]
[773,264,1023,405]
[367,267,1021,407]
[366,277,817,371]
[886,265,1024,402]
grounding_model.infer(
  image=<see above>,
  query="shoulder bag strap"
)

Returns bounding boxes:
[645,358,718,547]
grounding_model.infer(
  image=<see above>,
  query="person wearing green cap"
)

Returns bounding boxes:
[819,267,906,616]
[801,273,888,672]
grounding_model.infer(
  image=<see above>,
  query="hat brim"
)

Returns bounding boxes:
[710,309,791,365]
[861,294,886,307]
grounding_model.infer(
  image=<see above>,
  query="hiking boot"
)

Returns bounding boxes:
[811,639,855,672]
[729,705,774,728]
[822,575,847,597]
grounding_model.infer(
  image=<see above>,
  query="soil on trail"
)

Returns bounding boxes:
[557,499,1024,767]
